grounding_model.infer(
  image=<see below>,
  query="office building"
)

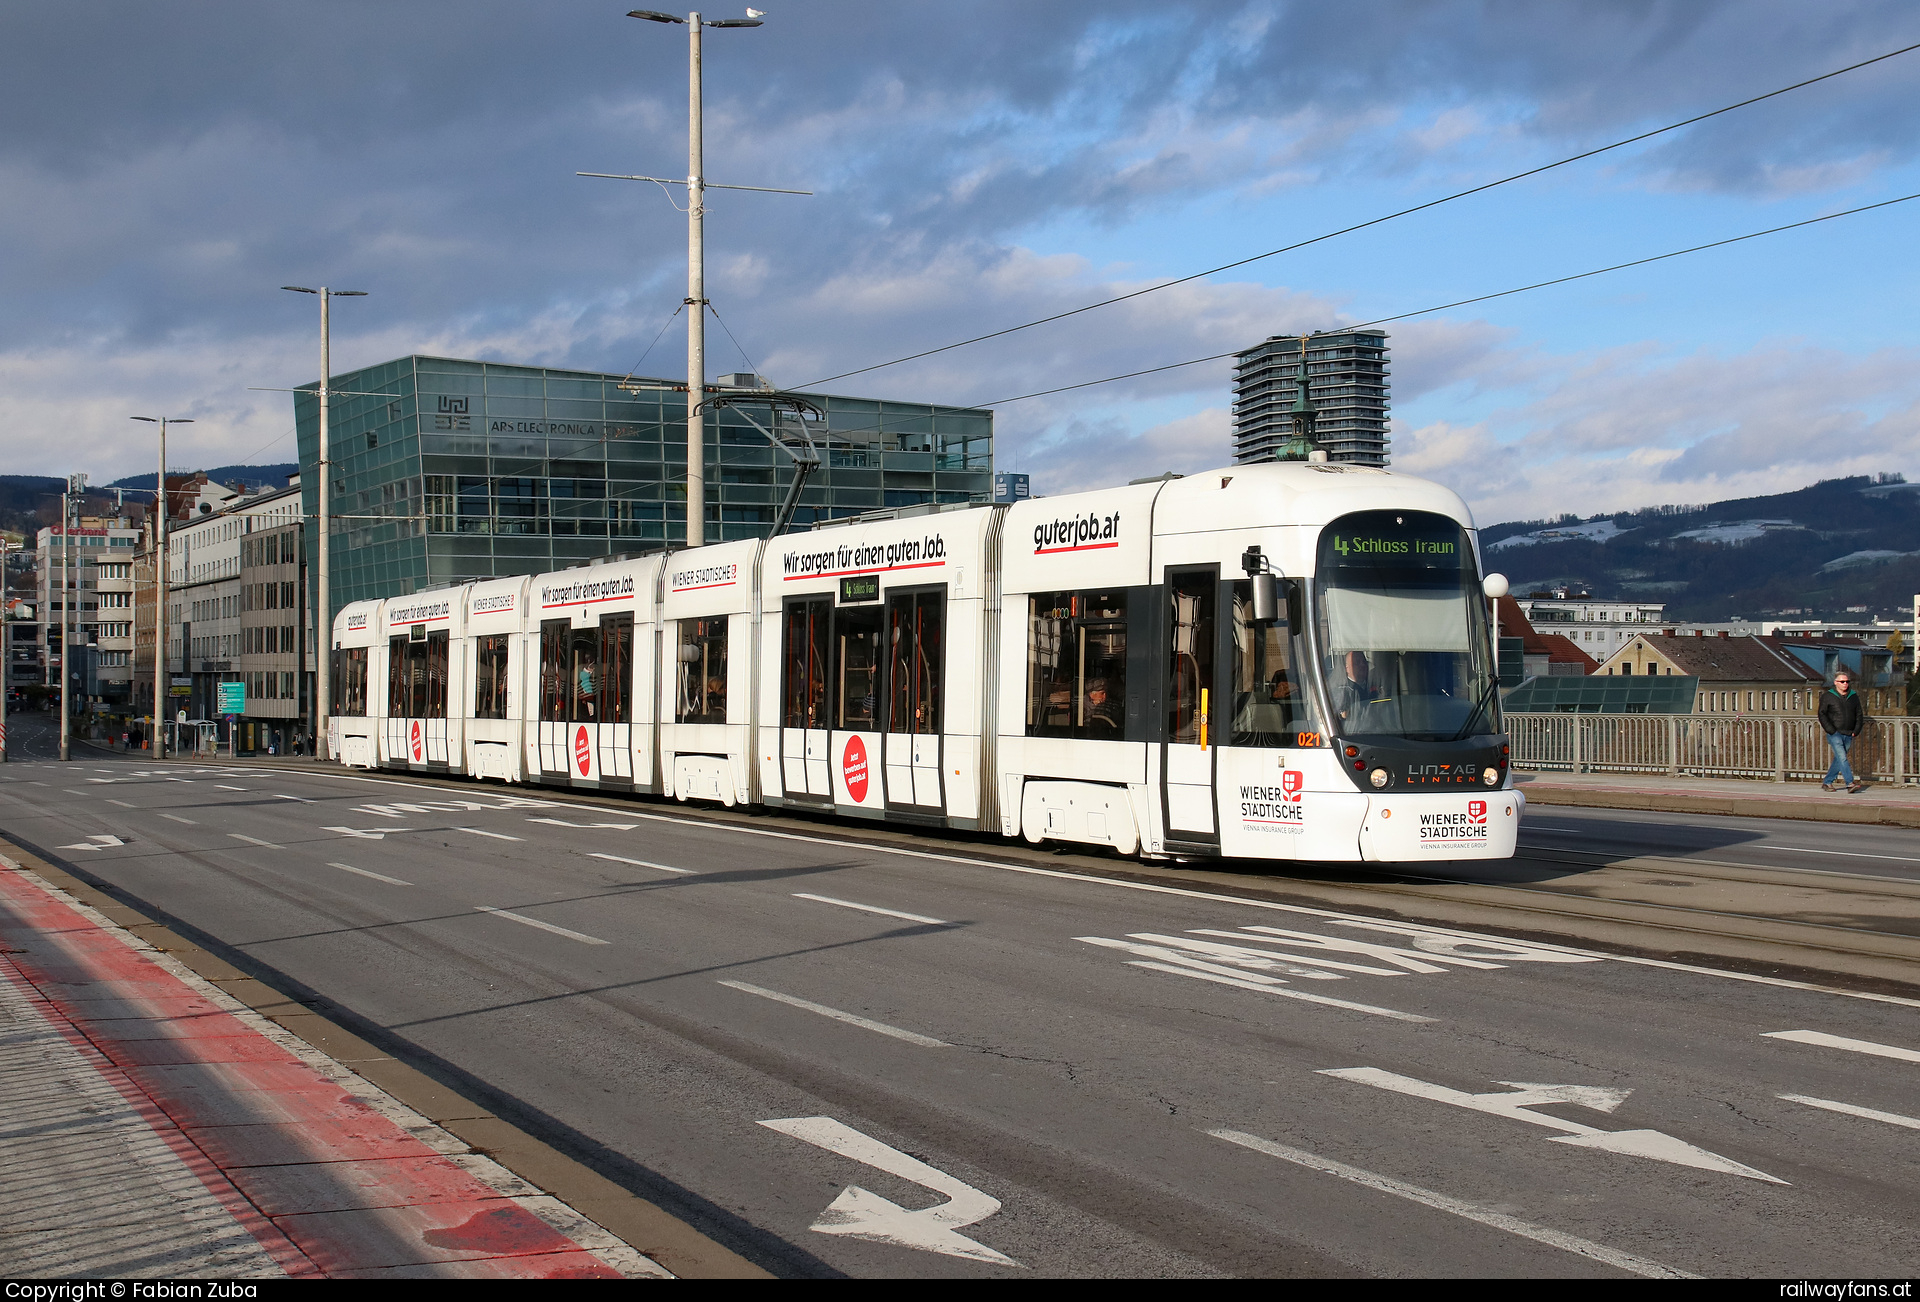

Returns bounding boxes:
[1232,330,1391,466]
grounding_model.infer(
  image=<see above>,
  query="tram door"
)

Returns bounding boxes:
[1163,569,1218,840]
[830,605,885,810]
[884,589,945,811]
[781,597,832,802]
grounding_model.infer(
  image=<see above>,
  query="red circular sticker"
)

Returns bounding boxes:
[574,725,592,777]
[409,719,423,762]
[842,736,869,803]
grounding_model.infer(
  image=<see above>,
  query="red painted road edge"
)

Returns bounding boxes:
[0,861,640,1278]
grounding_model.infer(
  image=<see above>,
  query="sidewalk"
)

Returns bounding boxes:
[0,852,669,1279]
[1515,768,1920,828]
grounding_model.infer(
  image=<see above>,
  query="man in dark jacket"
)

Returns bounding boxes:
[1818,672,1868,792]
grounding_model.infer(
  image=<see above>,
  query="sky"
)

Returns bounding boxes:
[3,0,1918,526]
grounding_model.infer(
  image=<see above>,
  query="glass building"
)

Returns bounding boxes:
[295,355,994,619]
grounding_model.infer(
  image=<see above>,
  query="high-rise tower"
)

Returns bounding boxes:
[1232,330,1390,466]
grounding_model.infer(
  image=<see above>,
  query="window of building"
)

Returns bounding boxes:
[1027,589,1129,740]
[676,617,729,724]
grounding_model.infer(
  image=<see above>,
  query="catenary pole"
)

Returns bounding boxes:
[686,11,706,547]
[59,481,70,761]
[133,416,190,756]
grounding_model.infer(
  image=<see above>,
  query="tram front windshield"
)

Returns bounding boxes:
[1314,510,1495,742]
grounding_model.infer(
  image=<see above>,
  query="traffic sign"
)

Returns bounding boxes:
[216,681,246,714]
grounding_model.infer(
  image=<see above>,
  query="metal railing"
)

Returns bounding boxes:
[1507,713,1919,784]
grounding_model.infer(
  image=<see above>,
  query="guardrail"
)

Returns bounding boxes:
[1506,713,1919,785]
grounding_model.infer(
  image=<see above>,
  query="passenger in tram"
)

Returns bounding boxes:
[1083,677,1121,732]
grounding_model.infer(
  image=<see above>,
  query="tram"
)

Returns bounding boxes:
[329,460,1522,861]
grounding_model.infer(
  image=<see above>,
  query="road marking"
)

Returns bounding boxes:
[329,862,413,887]
[1319,1067,1785,1183]
[65,789,89,795]
[1778,1094,1920,1131]
[586,852,694,875]
[457,827,524,841]
[1776,846,1920,865]
[1122,958,1435,1022]
[274,794,316,803]
[323,825,413,840]
[215,785,248,791]
[159,814,196,825]
[106,799,135,808]
[1207,1129,1696,1279]
[529,816,643,830]
[792,893,948,926]
[472,905,608,945]
[57,834,125,851]
[758,1116,1015,1266]
[1763,1029,1920,1064]
[227,834,281,850]
[718,980,948,1047]
[277,769,1920,1010]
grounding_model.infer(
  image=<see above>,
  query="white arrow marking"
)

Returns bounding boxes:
[57,834,125,851]
[323,825,414,840]
[1321,1068,1784,1183]
[759,1116,1018,1266]
[529,816,642,831]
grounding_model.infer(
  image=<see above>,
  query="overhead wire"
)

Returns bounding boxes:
[970,189,1920,408]
[797,39,1920,390]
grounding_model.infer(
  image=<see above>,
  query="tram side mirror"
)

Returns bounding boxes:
[1250,572,1280,623]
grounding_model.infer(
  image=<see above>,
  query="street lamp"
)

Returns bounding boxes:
[585,9,781,548]
[281,286,366,762]
[132,417,191,758]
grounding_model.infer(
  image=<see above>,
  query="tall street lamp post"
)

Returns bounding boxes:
[57,473,87,761]
[581,9,816,549]
[281,286,366,762]
[132,417,191,757]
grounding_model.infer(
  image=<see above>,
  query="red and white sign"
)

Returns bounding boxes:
[574,725,592,777]
[1281,770,1302,801]
[842,736,869,803]
[1469,799,1487,824]
[409,719,423,762]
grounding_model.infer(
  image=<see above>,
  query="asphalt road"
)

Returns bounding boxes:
[3,716,1917,1278]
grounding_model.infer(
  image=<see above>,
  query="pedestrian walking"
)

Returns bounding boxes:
[1818,671,1869,793]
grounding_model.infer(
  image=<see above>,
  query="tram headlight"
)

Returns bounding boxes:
[1369,767,1389,788]
[1482,766,1500,786]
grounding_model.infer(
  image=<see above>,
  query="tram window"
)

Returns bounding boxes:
[539,621,569,722]
[783,599,829,729]
[1230,580,1315,746]
[835,607,884,730]
[331,647,368,716]
[599,616,633,724]
[677,617,729,724]
[387,633,448,719]
[1167,573,1215,746]
[474,635,510,719]
[1026,590,1128,740]
[888,592,943,735]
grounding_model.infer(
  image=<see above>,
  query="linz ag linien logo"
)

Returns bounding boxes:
[1407,762,1481,786]
[434,395,471,432]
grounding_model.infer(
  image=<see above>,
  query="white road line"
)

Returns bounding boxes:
[718,979,949,1047]
[458,827,524,841]
[792,893,948,926]
[1776,846,1920,865]
[158,814,196,825]
[106,800,135,809]
[329,862,413,887]
[275,794,316,803]
[228,834,281,850]
[1127,961,1437,1023]
[1778,1094,1920,1130]
[1763,1029,1920,1064]
[472,905,608,945]
[1520,828,1582,836]
[1206,1129,1697,1279]
[587,852,695,875]
[215,785,248,791]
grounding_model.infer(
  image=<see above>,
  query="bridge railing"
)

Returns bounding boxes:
[1505,713,1919,785]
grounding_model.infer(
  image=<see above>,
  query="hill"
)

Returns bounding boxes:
[0,464,298,537]
[1482,473,1920,620]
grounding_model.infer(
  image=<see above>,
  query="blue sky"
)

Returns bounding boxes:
[2,0,1917,524]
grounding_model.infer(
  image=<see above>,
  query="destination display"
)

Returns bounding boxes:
[838,574,880,604]
[1320,510,1470,573]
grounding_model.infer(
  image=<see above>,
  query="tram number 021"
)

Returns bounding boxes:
[1295,731,1324,748]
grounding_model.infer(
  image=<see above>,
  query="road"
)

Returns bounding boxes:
[2,714,1916,1278]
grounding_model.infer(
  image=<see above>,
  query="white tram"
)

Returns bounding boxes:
[328,461,1523,861]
